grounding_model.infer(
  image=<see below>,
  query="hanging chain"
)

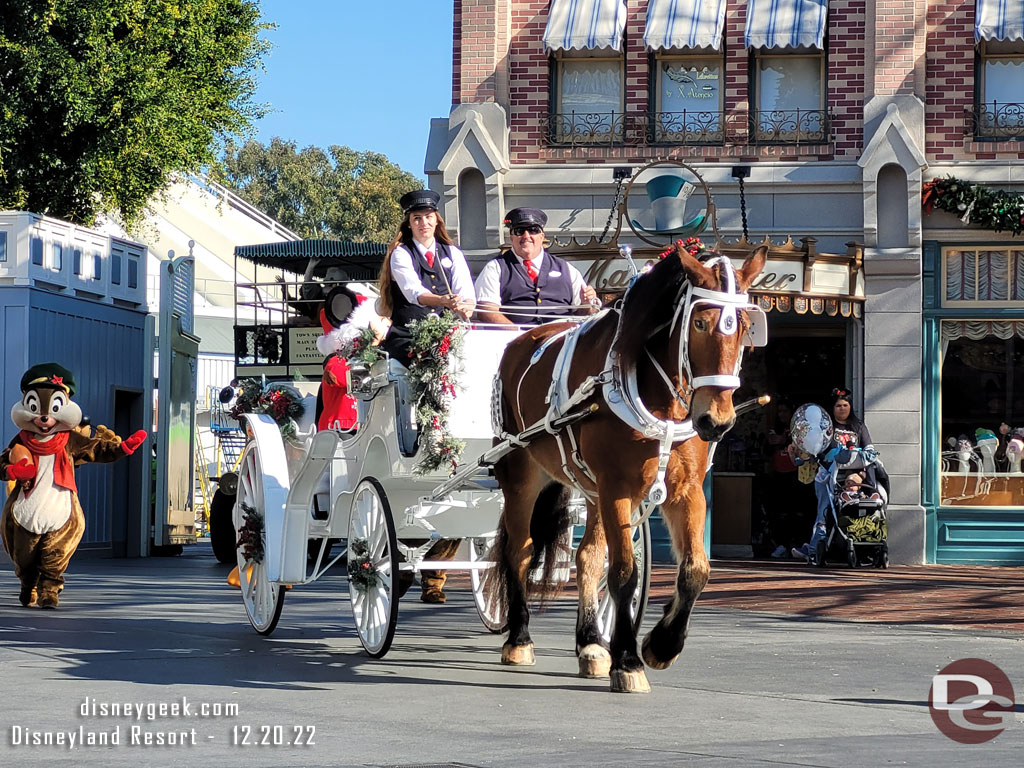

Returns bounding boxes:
[598,175,627,243]
[738,176,749,242]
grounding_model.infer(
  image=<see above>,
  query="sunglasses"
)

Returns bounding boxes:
[511,225,544,236]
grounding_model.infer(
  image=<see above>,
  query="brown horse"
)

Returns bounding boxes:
[487,241,767,693]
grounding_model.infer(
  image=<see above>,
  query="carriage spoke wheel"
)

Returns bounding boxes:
[235,442,285,635]
[347,478,399,658]
[596,514,652,643]
[469,536,507,633]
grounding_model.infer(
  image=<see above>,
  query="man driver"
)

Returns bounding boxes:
[474,207,598,325]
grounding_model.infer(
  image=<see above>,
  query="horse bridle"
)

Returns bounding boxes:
[649,255,766,408]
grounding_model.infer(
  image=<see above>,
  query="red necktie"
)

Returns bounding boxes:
[425,250,434,269]
[524,259,538,283]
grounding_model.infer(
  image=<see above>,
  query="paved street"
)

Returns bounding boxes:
[1,544,1022,767]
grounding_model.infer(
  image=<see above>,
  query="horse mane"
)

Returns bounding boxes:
[612,249,719,369]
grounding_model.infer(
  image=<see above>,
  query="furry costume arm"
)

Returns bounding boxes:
[68,425,148,464]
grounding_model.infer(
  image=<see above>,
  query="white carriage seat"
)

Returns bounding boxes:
[385,358,419,457]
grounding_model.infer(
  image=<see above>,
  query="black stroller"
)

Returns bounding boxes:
[815,450,890,569]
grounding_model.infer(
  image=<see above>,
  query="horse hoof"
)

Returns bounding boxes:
[501,643,535,666]
[641,632,678,670]
[577,644,611,678]
[610,669,651,694]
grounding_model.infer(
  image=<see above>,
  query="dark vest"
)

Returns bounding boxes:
[389,241,455,329]
[497,250,575,325]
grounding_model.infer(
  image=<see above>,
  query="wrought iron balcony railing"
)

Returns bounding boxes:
[750,109,831,145]
[967,102,1024,140]
[545,110,726,147]
[544,109,832,147]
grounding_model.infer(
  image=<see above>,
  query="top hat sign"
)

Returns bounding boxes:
[623,160,716,246]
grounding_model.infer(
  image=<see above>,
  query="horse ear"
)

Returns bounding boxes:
[676,244,716,288]
[737,245,768,291]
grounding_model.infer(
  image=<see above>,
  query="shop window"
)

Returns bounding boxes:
[652,50,723,144]
[974,40,1024,140]
[752,48,827,144]
[943,248,1024,304]
[549,49,624,145]
[939,322,1024,507]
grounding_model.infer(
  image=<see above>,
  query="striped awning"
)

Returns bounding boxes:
[644,0,727,50]
[543,0,627,51]
[976,0,1024,41]
[744,0,828,49]
[234,239,387,279]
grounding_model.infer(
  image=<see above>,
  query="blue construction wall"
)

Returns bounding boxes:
[1,287,149,550]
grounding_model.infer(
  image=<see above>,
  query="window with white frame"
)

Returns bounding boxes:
[0,231,6,262]
[975,40,1024,139]
[550,48,624,144]
[753,47,826,143]
[50,243,63,272]
[653,49,723,143]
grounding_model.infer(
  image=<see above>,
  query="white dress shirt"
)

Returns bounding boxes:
[474,250,586,306]
[390,239,475,305]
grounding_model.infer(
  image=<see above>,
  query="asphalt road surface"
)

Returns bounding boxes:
[1,544,1021,767]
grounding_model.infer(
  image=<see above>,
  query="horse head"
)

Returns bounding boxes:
[676,244,767,441]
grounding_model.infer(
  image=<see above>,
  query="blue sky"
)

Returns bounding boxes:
[251,1,455,181]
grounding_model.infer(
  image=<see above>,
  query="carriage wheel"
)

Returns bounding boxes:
[347,477,399,658]
[469,536,507,633]
[234,441,286,635]
[596,516,652,642]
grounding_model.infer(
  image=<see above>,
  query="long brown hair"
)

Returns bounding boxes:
[376,210,454,317]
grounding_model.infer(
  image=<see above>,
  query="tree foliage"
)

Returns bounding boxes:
[221,138,422,243]
[0,0,269,228]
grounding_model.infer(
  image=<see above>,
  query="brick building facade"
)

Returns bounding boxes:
[426,0,1024,565]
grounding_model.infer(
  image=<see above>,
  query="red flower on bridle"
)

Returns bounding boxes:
[659,236,706,260]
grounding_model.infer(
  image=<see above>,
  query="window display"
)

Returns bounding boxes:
[940,321,1024,506]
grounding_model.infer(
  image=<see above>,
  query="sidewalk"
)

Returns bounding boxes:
[659,559,1024,634]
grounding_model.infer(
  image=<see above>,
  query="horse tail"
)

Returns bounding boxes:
[484,481,573,614]
[527,482,573,607]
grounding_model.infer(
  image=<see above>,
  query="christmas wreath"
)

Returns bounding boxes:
[230,378,306,439]
[346,537,380,592]
[341,326,387,367]
[236,503,264,564]
[406,311,466,475]
[922,176,1024,236]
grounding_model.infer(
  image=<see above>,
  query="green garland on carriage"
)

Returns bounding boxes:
[406,311,466,475]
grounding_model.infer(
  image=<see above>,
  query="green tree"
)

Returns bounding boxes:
[221,138,422,243]
[0,0,269,228]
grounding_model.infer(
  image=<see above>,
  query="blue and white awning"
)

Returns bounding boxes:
[543,0,627,51]
[644,0,727,50]
[976,0,1024,42]
[744,0,828,49]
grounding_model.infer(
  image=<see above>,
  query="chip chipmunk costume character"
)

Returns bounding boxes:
[1,363,147,609]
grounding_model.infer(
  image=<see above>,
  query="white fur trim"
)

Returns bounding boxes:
[316,298,383,356]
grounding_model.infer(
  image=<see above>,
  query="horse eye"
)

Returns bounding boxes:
[693,318,709,332]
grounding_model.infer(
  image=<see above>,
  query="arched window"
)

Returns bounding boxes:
[876,164,909,249]
[457,170,487,250]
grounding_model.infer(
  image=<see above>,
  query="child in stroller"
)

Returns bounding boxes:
[829,459,890,569]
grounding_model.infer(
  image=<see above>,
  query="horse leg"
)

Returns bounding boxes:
[600,492,650,694]
[492,450,546,666]
[642,483,709,670]
[575,499,611,678]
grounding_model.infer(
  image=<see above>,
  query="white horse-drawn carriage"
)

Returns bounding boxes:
[224,247,652,657]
